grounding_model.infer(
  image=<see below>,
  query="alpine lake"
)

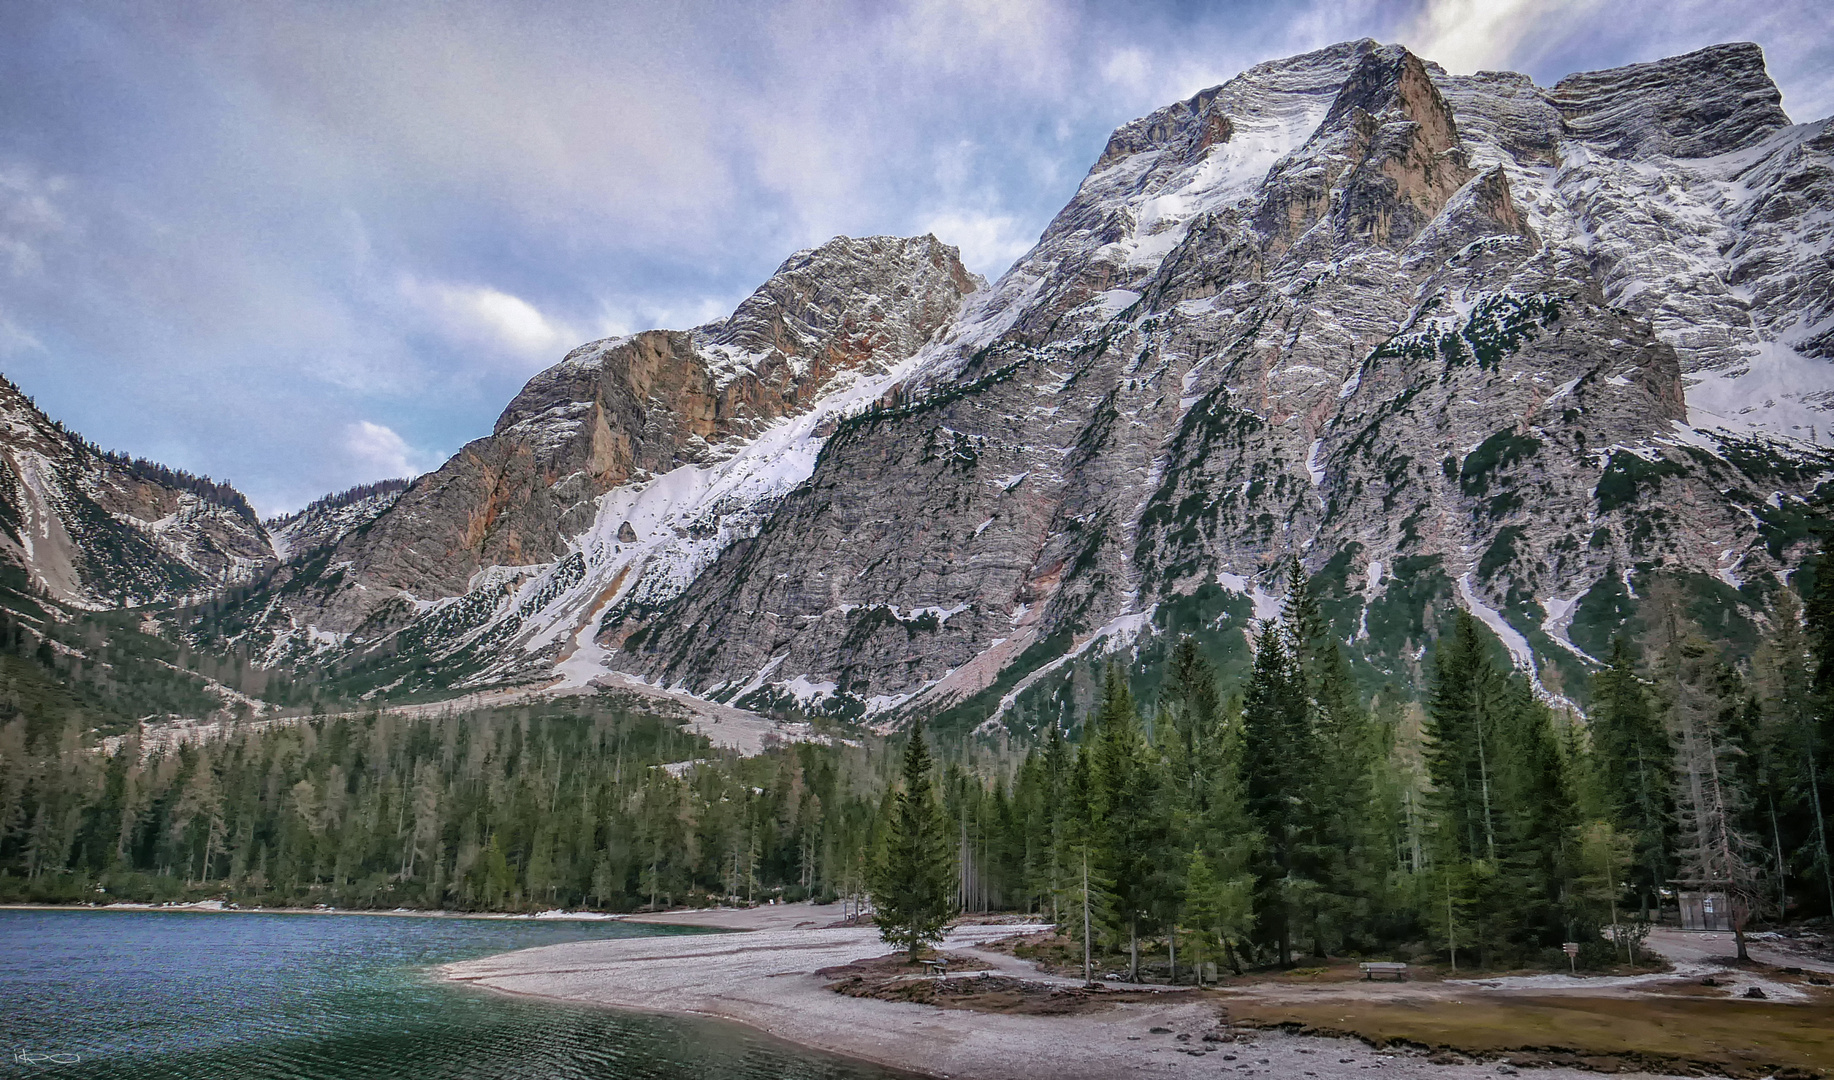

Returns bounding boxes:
[0,908,910,1079]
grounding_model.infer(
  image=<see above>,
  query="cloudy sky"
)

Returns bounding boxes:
[1,0,1829,517]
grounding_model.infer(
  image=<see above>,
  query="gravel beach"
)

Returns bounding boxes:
[440,903,1718,1080]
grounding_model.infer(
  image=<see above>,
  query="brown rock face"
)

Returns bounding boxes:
[1260,45,1475,253]
[300,234,980,629]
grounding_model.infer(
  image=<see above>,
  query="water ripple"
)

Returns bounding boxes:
[0,910,907,1079]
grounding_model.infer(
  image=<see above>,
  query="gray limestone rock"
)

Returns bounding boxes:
[0,374,273,608]
[216,39,1834,720]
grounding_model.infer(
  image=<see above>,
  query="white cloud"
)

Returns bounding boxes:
[920,210,1036,279]
[0,310,40,355]
[890,0,1070,87]
[1403,0,1599,74]
[0,164,70,278]
[1101,48,1154,95]
[400,277,579,366]
[342,420,432,480]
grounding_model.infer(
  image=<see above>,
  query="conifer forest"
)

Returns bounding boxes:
[4,557,1834,977]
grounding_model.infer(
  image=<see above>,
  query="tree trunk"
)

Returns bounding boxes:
[1129,917,1139,982]
[1081,851,1092,986]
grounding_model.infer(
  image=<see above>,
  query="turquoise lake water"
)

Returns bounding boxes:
[0,909,908,1079]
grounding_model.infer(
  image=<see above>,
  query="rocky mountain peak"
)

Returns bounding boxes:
[237,234,980,645]
[1259,43,1475,252]
[701,234,982,377]
[1552,42,1790,159]
[181,38,1834,729]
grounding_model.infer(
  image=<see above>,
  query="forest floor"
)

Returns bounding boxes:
[441,902,1834,1079]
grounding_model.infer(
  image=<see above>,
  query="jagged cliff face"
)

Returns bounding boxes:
[598,40,1834,719]
[211,39,1834,720]
[225,234,981,678]
[0,377,273,608]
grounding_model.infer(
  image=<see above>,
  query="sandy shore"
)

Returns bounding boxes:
[440,903,1713,1080]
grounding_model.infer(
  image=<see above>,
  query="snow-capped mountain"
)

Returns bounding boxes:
[0,374,274,608]
[218,234,982,681]
[208,40,1834,724]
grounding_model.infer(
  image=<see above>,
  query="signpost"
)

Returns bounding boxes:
[1562,941,1579,974]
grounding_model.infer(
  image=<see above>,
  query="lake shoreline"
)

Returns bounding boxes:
[438,902,1728,1080]
[3,904,873,1079]
[449,975,933,1080]
[0,900,723,923]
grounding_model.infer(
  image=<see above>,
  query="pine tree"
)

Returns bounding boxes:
[1664,629,1765,960]
[1422,611,1515,966]
[1179,845,1253,982]
[1090,665,1163,981]
[1491,678,1576,952]
[1054,743,1113,981]
[1285,562,1379,955]
[1164,637,1222,819]
[1240,619,1312,965]
[1572,821,1637,961]
[1424,612,1501,867]
[1588,636,1672,914]
[869,721,958,956]
[1786,568,1834,918]
[1180,847,1222,984]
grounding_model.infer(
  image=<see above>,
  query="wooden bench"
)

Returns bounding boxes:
[918,959,949,979]
[1359,962,1408,981]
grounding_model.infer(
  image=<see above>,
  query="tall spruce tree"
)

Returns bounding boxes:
[1424,612,1502,867]
[1588,636,1673,915]
[1055,741,1112,980]
[1490,678,1576,952]
[1662,626,1764,960]
[1240,619,1312,965]
[1795,557,1834,917]
[1422,611,1514,966]
[1284,562,1379,955]
[1090,665,1163,981]
[869,721,958,955]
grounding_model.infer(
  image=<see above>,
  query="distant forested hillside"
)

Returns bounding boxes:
[3,559,1831,976]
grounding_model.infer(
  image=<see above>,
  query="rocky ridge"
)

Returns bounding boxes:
[599,39,1834,723]
[0,375,273,609]
[195,40,1834,727]
[214,234,982,686]
[265,480,411,562]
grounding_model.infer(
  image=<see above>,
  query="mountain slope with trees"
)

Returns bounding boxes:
[8,555,1830,976]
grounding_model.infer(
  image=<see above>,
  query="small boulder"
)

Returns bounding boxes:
[1744,986,1767,999]
[617,521,638,543]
